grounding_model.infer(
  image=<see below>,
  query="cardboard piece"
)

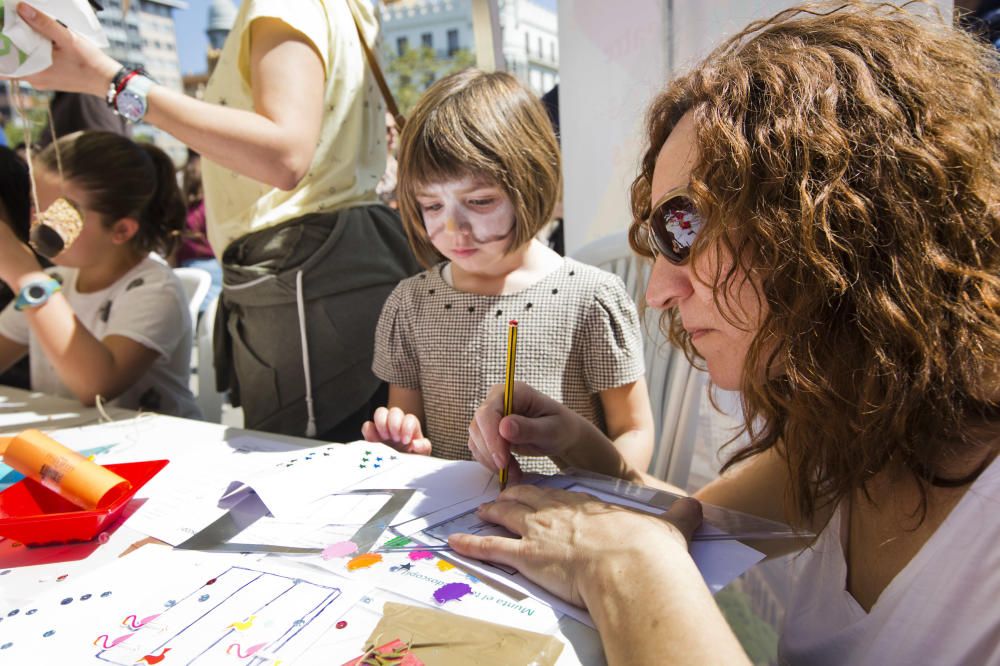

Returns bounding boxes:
[31,197,84,257]
[352,602,564,666]
[1,429,130,510]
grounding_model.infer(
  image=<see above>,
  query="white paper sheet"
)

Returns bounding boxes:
[2,0,108,76]
[0,546,370,664]
[393,480,766,628]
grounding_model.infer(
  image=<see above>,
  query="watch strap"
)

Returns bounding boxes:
[14,277,62,312]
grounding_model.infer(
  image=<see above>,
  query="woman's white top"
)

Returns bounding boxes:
[779,456,1000,665]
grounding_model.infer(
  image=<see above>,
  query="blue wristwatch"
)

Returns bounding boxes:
[14,277,62,311]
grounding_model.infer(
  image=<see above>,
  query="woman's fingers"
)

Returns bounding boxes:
[467,418,495,470]
[661,497,703,543]
[16,4,67,44]
[475,499,534,535]
[448,533,525,570]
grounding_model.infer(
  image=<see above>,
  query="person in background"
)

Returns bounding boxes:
[11,0,420,440]
[172,150,222,316]
[376,111,399,209]
[363,70,653,475]
[0,146,34,389]
[458,4,999,664]
[0,131,199,418]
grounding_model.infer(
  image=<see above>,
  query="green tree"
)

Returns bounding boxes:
[4,106,48,147]
[716,586,779,665]
[384,46,475,114]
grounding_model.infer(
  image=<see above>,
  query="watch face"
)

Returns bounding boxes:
[116,90,147,122]
[26,285,46,301]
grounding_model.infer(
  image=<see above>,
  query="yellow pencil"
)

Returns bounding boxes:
[499,319,518,491]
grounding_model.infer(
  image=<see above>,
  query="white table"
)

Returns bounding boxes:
[0,386,605,665]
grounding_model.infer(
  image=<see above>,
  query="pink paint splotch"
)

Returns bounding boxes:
[322,541,359,560]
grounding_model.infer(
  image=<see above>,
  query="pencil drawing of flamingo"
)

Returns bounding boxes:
[135,647,171,664]
[93,632,135,648]
[226,642,267,658]
[226,614,256,631]
[122,613,161,629]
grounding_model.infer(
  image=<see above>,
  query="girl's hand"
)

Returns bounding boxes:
[449,485,703,608]
[467,381,636,482]
[362,406,432,455]
[10,3,121,97]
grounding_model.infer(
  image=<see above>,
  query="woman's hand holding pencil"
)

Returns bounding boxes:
[467,381,636,483]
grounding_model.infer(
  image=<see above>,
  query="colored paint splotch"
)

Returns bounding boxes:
[346,553,383,571]
[432,583,472,604]
[382,535,412,549]
[407,550,434,561]
[436,560,455,572]
[321,540,358,560]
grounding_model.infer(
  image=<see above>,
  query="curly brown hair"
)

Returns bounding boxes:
[629,2,1000,521]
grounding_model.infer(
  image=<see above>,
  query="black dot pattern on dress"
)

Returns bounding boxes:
[444,303,451,309]
[429,289,436,294]
[552,288,558,294]
[468,306,475,312]
[525,303,533,310]
[496,309,503,317]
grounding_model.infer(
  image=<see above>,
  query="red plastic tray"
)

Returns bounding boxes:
[0,459,168,546]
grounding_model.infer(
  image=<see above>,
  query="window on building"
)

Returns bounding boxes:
[447,29,459,56]
[524,31,530,55]
[397,36,408,56]
[550,41,556,62]
[421,32,433,50]
[538,36,543,59]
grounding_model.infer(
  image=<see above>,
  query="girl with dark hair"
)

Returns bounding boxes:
[0,131,199,417]
[461,3,999,663]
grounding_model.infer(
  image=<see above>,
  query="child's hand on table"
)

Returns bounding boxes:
[361,406,432,455]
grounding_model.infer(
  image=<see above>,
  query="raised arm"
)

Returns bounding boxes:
[14,4,325,191]
[0,227,159,405]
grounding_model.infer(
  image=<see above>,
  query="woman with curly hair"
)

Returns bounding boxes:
[459,3,999,663]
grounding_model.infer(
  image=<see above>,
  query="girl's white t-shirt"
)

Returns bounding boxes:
[0,255,201,419]
[779,455,1000,665]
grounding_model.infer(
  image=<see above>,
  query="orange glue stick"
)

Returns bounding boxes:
[1,429,131,510]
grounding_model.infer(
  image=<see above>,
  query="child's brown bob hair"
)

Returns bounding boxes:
[396,69,561,268]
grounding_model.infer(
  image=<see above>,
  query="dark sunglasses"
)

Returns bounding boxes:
[646,186,703,264]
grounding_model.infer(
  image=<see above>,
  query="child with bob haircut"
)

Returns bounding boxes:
[0,131,200,418]
[363,69,653,473]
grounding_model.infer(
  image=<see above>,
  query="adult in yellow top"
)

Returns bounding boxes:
[12,1,420,439]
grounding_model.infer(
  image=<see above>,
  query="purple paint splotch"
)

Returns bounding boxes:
[433,583,472,604]
[408,550,434,561]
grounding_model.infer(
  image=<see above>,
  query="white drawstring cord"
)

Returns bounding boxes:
[295,270,317,438]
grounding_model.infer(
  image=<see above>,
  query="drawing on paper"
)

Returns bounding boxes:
[95,566,344,665]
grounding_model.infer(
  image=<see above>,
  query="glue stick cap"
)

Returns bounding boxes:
[1,429,131,510]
